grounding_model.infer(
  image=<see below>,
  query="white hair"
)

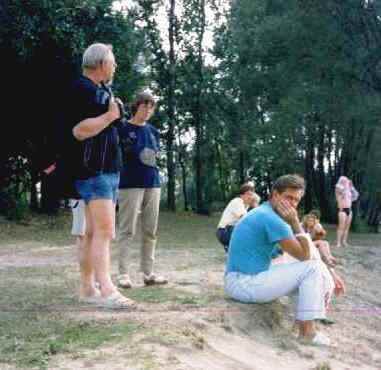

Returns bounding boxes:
[82,43,113,70]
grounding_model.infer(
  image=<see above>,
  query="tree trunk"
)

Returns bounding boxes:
[195,122,204,213]
[166,0,177,211]
[304,123,315,213]
[239,151,245,185]
[178,147,189,211]
[316,120,328,218]
[194,0,207,214]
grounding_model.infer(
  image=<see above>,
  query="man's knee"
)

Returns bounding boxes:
[84,229,94,240]
[303,259,323,276]
[93,223,114,240]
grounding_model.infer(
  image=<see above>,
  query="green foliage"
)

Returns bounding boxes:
[1,0,380,225]
[1,0,145,216]
[0,156,30,220]
[212,0,381,222]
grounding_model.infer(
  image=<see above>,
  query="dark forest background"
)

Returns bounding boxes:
[1,0,380,230]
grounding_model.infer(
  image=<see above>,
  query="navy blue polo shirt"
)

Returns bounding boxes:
[118,121,161,188]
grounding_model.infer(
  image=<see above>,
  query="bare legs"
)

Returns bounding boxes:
[336,211,352,247]
[336,211,346,248]
[342,212,353,247]
[80,199,119,298]
[78,234,97,297]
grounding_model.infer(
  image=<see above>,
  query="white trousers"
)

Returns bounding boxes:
[225,258,327,321]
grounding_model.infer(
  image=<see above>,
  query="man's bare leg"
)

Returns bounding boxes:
[79,205,98,298]
[88,199,118,297]
[78,233,98,297]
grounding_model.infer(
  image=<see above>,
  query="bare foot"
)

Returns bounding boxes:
[79,285,100,299]
[79,287,101,303]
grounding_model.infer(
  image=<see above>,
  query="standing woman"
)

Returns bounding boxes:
[335,176,359,247]
[117,92,167,288]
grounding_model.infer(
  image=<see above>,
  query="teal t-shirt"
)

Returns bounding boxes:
[226,202,294,275]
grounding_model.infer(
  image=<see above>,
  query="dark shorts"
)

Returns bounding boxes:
[75,173,120,204]
[216,225,235,252]
[339,208,352,216]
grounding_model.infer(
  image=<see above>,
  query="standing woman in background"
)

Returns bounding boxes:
[335,176,359,248]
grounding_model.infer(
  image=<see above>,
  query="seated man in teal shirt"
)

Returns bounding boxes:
[225,174,331,346]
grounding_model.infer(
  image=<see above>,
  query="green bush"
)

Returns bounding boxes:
[1,178,30,221]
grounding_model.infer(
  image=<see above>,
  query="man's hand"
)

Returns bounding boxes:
[107,98,121,122]
[332,271,346,296]
[276,199,299,226]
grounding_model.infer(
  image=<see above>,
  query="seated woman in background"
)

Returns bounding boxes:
[302,212,337,267]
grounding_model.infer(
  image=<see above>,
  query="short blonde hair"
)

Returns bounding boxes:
[82,43,114,70]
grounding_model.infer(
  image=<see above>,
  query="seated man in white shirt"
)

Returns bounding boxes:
[216,183,256,251]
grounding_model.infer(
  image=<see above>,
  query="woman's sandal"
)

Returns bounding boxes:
[96,291,136,309]
[79,289,101,304]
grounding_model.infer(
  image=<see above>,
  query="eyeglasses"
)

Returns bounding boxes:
[104,59,117,68]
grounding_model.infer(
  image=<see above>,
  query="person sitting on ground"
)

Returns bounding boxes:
[216,183,255,252]
[247,192,261,212]
[291,212,345,325]
[224,174,334,346]
[302,213,336,267]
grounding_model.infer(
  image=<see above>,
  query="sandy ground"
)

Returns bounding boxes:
[0,218,380,370]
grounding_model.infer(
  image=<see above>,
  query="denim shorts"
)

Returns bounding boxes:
[75,173,120,204]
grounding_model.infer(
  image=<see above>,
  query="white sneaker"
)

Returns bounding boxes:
[117,274,133,289]
[143,273,168,286]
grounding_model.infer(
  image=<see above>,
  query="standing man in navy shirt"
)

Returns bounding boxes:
[69,43,133,309]
[117,92,168,288]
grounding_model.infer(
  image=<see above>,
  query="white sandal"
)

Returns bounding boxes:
[79,289,101,304]
[97,291,135,309]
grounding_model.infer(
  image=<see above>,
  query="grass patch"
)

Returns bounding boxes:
[0,265,143,369]
[0,211,73,247]
[0,266,77,311]
[0,313,140,370]
[158,211,221,250]
[125,286,210,306]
